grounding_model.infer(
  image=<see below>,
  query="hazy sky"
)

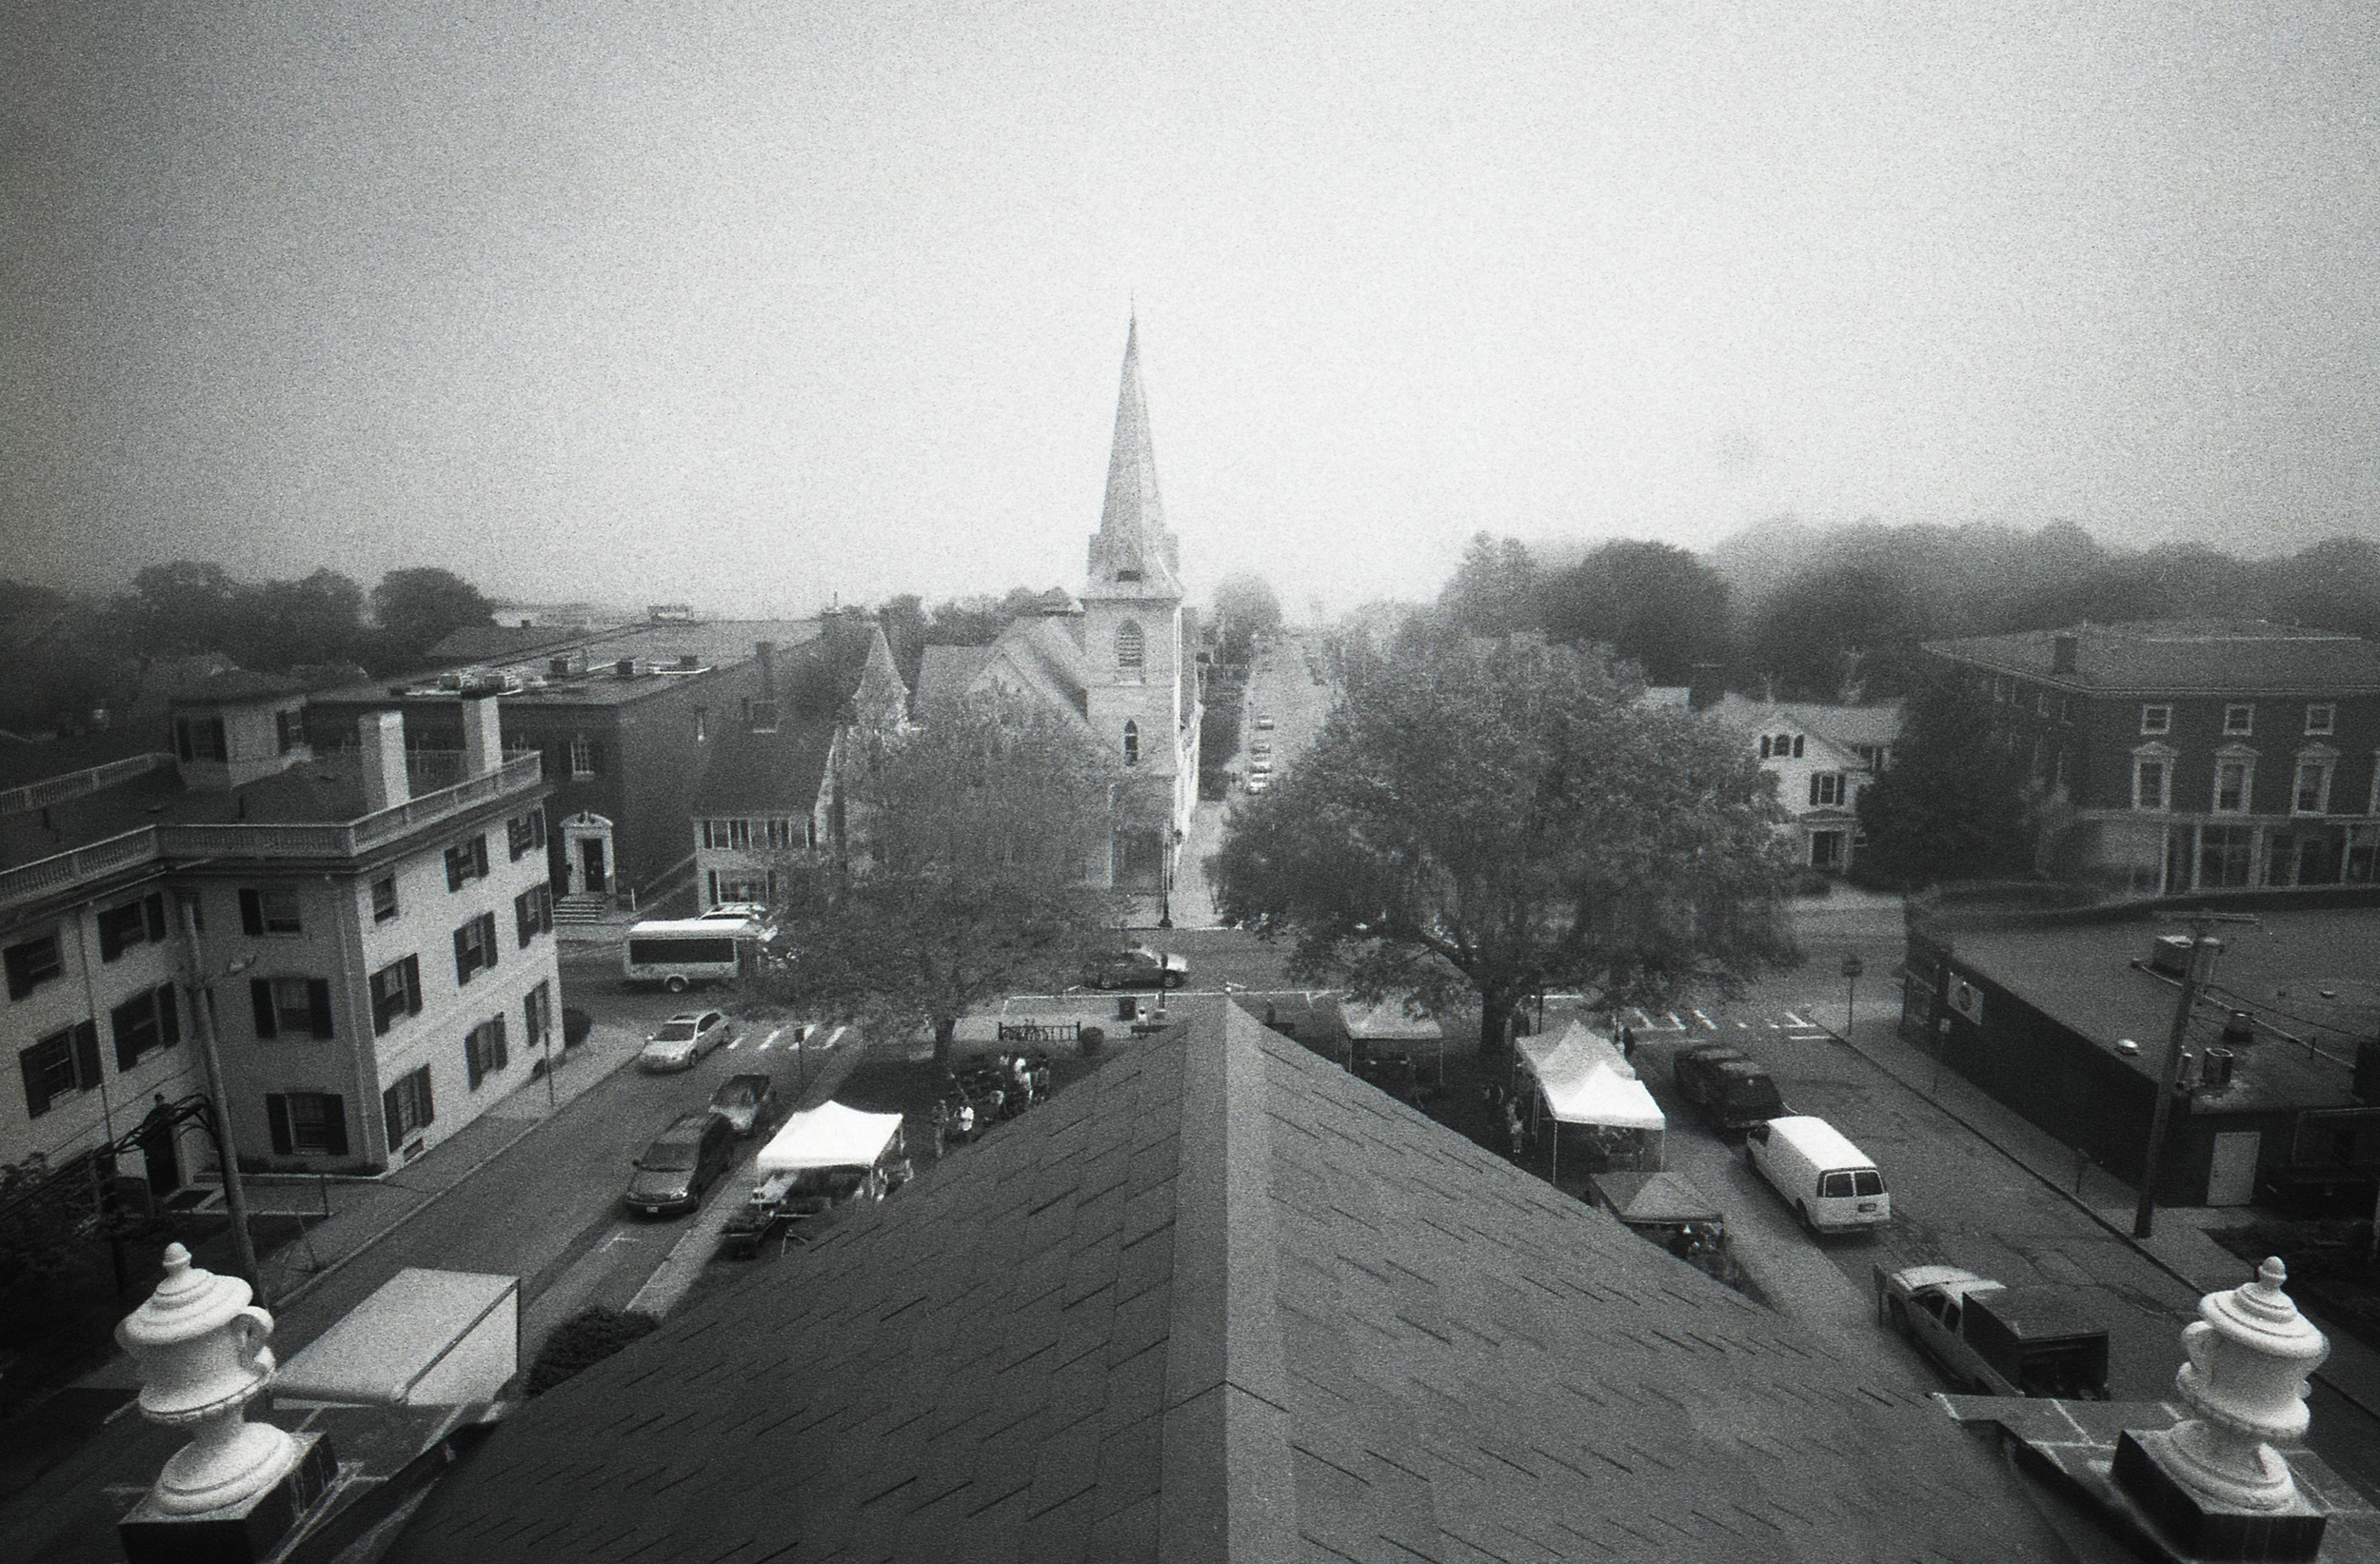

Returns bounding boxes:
[7,3,2376,616]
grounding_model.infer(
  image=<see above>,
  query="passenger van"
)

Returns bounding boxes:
[622,917,768,992]
[1746,1116,1890,1234]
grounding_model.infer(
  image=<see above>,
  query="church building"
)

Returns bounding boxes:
[915,321,1200,893]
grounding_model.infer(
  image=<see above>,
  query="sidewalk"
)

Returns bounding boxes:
[1823,996,2380,1422]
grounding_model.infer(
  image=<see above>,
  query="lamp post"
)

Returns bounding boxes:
[2135,926,2214,1239]
[179,902,266,1304]
[1841,954,1864,1036]
[1158,824,1185,930]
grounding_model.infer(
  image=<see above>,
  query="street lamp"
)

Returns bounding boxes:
[1840,954,1864,1036]
[179,902,266,1304]
[1158,825,1185,930]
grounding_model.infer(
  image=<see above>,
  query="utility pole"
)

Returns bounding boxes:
[2133,914,2255,1239]
[181,901,266,1303]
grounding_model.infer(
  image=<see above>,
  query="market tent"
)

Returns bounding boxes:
[1520,1022,1663,1131]
[1591,1171,1720,1227]
[756,1100,903,1174]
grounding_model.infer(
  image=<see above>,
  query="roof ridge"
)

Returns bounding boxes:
[1159,1004,1296,1560]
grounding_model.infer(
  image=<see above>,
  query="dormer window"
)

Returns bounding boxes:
[1117,620,1145,671]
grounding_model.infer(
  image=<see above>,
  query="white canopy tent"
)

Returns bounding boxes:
[1518,1020,1664,1178]
[756,1100,904,1175]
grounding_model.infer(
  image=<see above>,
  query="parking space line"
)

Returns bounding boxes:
[1691,1009,1716,1030]
[1663,1011,1684,1030]
[1783,1011,1812,1029]
[759,1027,783,1051]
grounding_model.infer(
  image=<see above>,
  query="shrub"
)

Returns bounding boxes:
[526,1307,659,1396]
[1079,1026,1105,1058]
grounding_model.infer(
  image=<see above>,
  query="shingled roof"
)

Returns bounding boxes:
[1927,623,2380,694]
[387,1004,2072,1564]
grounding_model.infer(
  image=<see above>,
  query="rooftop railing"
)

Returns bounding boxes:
[0,753,545,912]
[0,754,177,818]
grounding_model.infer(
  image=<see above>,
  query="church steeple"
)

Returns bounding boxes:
[1088,318,1181,594]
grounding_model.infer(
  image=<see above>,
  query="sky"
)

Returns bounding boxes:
[5,2,2376,619]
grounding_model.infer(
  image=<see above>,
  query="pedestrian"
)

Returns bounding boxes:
[1619,1024,1636,1062]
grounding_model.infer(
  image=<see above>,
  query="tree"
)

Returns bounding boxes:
[756,698,1125,1058]
[1539,540,1733,685]
[225,569,367,672]
[1209,572,1284,664]
[126,562,241,657]
[1853,672,2036,886]
[369,567,495,661]
[1745,564,1927,702]
[1437,532,1542,636]
[1207,630,1798,1055]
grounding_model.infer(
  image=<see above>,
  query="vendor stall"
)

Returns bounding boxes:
[1517,1020,1665,1178]
[724,1102,909,1258]
[1588,1170,1731,1281]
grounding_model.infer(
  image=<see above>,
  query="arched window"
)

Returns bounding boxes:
[1122,721,1140,766]
[1117,620,1145,670]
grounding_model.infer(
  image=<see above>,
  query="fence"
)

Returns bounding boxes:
[998,1021,1081,1045]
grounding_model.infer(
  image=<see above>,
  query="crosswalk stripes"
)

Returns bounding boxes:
[1597,1005,1837,1039]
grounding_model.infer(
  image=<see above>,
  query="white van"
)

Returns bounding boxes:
[1745,1116,1890,1234]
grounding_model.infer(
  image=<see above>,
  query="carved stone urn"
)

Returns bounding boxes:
[115,1243,299,1515]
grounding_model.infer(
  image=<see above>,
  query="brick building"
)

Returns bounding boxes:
[1925,622,2380,896]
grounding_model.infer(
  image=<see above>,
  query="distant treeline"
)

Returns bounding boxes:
[0,563,500,735]
[1435,520,2380,703]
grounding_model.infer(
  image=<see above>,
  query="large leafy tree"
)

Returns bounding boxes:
[1209,571,1284,664]
[758,698,1125,1057]
[1746,563,1927,702]
[1539,539,1732,685]
[1436,531,1542,636]
[1854,672,2036,887]
[369,567,495,662]
[1208,630,1798,1053]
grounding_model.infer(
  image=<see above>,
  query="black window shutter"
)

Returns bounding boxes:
[307,980,334,1039]
[145,894,168,941]
[72,1021,100,1089]
[516,893,531,948]
[492,1015,507,1070]
[5,946,31,1001]
[420,1067,434,1124]
[251,979,278,1039]
[466,1033,483,1091]
[481,913,498,969]
[158,985,181,1046]
[454,925,472,984]
[239,890,265,937]
[1809,775,1821,806]
[98,911,126,963]
[20,1047,50,1118]
[383,1086,404,1153]
[267,1094,293,1155]
[112,1000,141,1072]
[404,955,423,1015]
[446,847,463,892]
[473,836,488,877]
[320,1096,347,1157]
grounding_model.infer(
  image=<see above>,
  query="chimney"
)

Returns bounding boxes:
[461,691,504,777]
[2053,634,2079,674]
[1687,663,1724,712]
[359,711,409,812]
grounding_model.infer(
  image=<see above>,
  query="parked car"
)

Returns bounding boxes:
[1671,1043,1786,1133]
[1249,741,1273,758]
[1246,775,1270,793]
[702,901,773,923]
[1254,714,1276,729]
[707,1073,781,1138]
[1876,1264,2111,1398]
[625,1112,739,1216]
[1248,756,1274,774]
[1082,945,1189,991]
[639,1010,736,1072]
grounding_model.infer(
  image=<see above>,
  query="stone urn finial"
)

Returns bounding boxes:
[115,1243,298,1515]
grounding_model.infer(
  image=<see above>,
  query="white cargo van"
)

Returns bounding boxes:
[1746,1116,1890,1234]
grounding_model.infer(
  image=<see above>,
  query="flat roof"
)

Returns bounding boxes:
[275,1269,517,1403]
[1943,909,2380,1112]
[312,619,827,710]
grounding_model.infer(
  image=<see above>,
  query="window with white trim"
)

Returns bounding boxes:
[370,956,424,1035]
[370,876,399,922]
[568,734,597,777]
[2132,756,2171,812]
[2224,703,2254,736]
[2140,704,2172,736]
[464,1017,508,1091]
[2294,755,2335,816]
[1809,773,1846,807]
[382,1066,433,1148]
[2213,757,2253,813]
[2307,703,2336,736]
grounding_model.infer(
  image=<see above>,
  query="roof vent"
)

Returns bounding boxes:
[2149,934,2220,976]
[2053,634,2079,674]
[616,659,637,679]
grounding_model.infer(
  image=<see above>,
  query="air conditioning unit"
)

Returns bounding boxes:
[2149,934,2222,976]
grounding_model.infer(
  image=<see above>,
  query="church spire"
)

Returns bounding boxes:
[1089,318,1180,593]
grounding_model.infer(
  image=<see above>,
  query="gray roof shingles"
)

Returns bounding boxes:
[387,1004,2074,1564]
[1927,623,2380,693]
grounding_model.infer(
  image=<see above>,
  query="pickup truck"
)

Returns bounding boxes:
[1874,1264,2111,1399]
[1670,1044,1787,1133]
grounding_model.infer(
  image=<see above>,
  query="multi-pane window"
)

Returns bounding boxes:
[507,809,546,861]
[2199,826,2254,889]
[525,980,553,1052]
[2140,704,2172,736]
[382,1066,434,1149]
[2307,703,2337,736]
[1808,774,1846,807]
[568,735,597,777]
[445,835,490,891]
[766,818,797,850]
[174,714,228,762]
[515,884,553,947]
[238,888,303,936]
[2132,758,2171,812]
[371,876,400,922]
[2213,759,2253,814]
[268,1093,349,1157]
[1122,721,1140,766]
[109,984,181,1070]
[96,894,169,961]
[174,888,205,935]
[464,1017,509,1090]
[2295,759,2335,816]
[453,912,499,984]
[2224,704,2254,736]
[370,955,424,1035]
[250,977,334,1040]
[17,1021,99,1117]
[6,931,66,1000]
